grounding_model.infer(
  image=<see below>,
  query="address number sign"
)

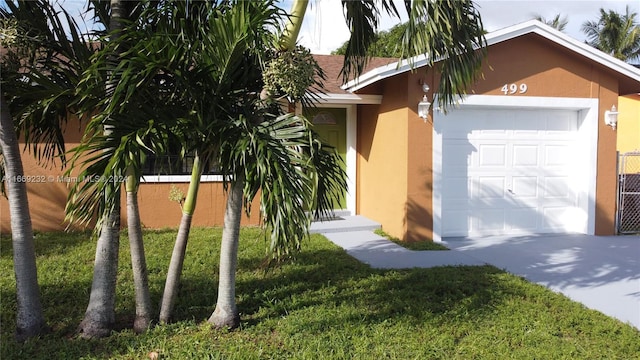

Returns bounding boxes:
[501,83,528,95]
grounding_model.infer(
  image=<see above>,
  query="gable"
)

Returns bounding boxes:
[343,20,640,96]
[473,33,620,98]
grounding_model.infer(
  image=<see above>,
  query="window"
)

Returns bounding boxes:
[141,153,222,183]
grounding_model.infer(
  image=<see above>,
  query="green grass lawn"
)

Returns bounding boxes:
[1,228,638,359]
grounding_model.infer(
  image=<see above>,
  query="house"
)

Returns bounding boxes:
[0,54,394,233]
[340,20,640,241]
[3,20,640,241]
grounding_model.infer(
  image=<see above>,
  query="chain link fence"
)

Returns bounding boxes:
[617,152,640,234]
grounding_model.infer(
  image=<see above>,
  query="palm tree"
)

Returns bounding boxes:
[207,0,489,329]
[332,22,408,58]
[582,6,640,63]
[73,0,135,338]
[159,155,203,323]
[0,7,47,342]
[534,14,569,32]
[280,0,486,107]
[1,0,96,340]
[0,93,48,341]
[67,0,218,329]
[69,0,487,331]
[68,0,343,329]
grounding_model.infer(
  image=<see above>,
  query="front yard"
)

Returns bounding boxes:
[1,228,638,359]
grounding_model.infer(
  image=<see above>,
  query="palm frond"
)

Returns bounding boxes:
[218,112,345,260]
[401,0,486,109]
[1,0,97,167]
[582,6,640,62]
[339,0,381,82]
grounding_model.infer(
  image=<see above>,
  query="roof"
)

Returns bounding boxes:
[314,55,397,94]
[341,20,640,95]
[311,55,395,104]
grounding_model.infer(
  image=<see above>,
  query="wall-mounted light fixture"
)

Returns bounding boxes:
[418,83,430,122]
[604,105,619,130]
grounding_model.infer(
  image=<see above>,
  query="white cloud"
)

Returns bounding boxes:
[56,0,640,54]
[296,0,350,55]
[295,0,640,54]
[476,0,640,42]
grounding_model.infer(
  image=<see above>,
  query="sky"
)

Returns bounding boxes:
[47,0,640,54]
[295,0,640,54]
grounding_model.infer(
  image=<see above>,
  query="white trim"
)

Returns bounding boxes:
[346,104,357,214]
[432,95,598,241]
[445,95,599,110]
[315,93,382,104]
[343,20,640,93]
[140,174,224,183]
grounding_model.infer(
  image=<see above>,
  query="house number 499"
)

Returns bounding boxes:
[501,83,528,95]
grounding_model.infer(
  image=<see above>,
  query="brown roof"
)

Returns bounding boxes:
[313,55,397,93]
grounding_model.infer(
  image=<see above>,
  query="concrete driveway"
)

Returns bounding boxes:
[442,234,640,330]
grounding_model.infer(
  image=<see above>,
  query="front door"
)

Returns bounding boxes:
[306,107,347,209]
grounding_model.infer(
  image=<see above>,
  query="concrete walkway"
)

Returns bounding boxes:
[310,216,640,330]
[443,234,640,330]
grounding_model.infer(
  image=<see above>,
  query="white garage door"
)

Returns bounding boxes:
[440,108,583,237]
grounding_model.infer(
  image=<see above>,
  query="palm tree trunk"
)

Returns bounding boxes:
[208,172,244,329]
[159,155,202,323]
[0,93,49,341]
[279,0,308,51]
[126,176,153,333]
[78,205,120,338]
[78,0,127,338]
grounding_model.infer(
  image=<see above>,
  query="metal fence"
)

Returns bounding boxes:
[617,152,640,234]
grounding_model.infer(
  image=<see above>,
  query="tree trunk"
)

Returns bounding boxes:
[159,156,202,323]
[159,213,193,323]
[78,0,127,338]
[126,188,153,333]
[279,0,308,51]
[0,94,49,341]
[78,206,120,338]
[208,173,244,329]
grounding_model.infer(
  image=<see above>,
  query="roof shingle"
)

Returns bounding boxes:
[313,55,397,94]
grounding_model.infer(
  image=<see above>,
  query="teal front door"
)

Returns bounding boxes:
[306,107,347,209]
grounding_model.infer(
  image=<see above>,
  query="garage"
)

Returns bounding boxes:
[343,21,635,242]
[432,96,599,239]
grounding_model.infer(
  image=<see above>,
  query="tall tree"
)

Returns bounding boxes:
[159,156,202,323]
[68,0,343,330]
[332,22,407,58]
[0,94,48,341]
[0,7,47,343]
[125,171,153,332]
[1,0,95,340]
[69,0,487,332]
[68,1,217,327]
[582,6,640,63]
[208,0,488,329]
[281,0,486,107]
[75,0,129,338]
[534,14,569,32]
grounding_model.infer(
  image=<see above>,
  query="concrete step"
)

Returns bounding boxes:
[310,215,381,234]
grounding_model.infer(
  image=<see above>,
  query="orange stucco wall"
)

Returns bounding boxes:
[405,70,436,242]
[357,69,437,242]
[1,118,261,233]
[356,33,633,240]
[357,74,410,239]
[617,94,640,153]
